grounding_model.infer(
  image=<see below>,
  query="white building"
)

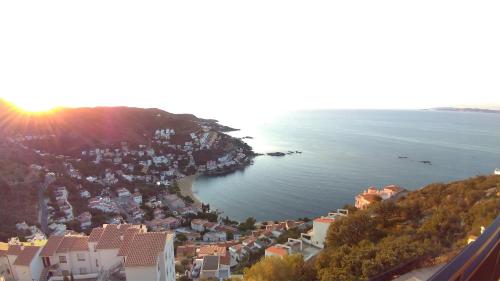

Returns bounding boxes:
[355,185,404,209]
[37,224,175,281]
[4,245,43,281]
[203,232,227,242]
[301,209,348,249]
[124,232,175,281]
[265,239,303,258]
[196,255,230,281]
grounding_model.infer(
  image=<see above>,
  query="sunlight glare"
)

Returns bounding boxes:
[7,97,59,113]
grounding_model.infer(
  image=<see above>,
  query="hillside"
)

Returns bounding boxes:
[0,141,41,241]
[240,175,500,281]
[314,175,500,281]
[0,99,234,155]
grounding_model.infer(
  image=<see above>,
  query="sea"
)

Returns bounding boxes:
[192,110,500,221]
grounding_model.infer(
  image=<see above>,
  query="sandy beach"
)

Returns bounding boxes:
[178,174,202,208]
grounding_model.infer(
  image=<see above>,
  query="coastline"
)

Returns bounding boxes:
[178,175,202,208]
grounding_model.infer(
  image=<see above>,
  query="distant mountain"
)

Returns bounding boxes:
[0,99,235,154]
[432,107,500,114]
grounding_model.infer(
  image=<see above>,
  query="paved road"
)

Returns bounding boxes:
[38,182,49,234]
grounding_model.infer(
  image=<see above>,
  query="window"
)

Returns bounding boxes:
[59,256,67,263]
[80,268,88,274]
[96,259,99,268]
[77,253,85,261]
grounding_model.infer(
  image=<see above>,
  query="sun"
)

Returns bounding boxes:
[5,98,59,114]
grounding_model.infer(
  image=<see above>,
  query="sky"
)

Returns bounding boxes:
[0,0,499,120]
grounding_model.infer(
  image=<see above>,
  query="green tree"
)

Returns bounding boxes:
[244,254,313,281]
[238,217,256,231]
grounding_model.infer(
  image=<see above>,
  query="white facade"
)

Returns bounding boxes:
[124,233,175,281]
[125,266,160,281]
[301,209,348,249]
[9,247,43,281]
[39,224,173,281]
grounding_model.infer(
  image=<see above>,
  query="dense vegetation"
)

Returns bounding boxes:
[241,175,499,281]
[242,255,316,281]
[0,142,42,241]
[317,175,500,281]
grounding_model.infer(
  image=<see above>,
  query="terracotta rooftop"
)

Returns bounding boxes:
[88,227,104,242]
[124,232,171,267]
[95,224,134,250]
[39,236,64,257]
[117,228,141,256]
[198,245,227,257]
[266,246,288,256]
[314,217,336,224]
[56,236,89,253]
[13,246,42,266]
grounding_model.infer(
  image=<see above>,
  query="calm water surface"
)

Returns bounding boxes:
[193,110,500,221]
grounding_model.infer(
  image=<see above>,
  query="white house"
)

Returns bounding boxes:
[301,209,348,249]
[203,232,227,242]
[39,235,92,279]
[196,255,230,281]
[5,245,43,281]
[355,185,404,209]
[265,238,303,258]
[37,224,175,281]
[191,219,207,232]
[123,232,175,281]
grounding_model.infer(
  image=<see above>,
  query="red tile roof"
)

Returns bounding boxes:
[95,224,134,250]
[88,227,104,242]
[117,228,141,256]
[198,245,226,257]
[56,236,89,253]
[266,246,288,256]
[124,232,170,267]
[314,217,336,224]
[39,236,64,257]
[13,246,41,266]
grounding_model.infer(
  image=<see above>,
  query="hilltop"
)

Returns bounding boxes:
[432,107,500,114]
[0,99,235,155]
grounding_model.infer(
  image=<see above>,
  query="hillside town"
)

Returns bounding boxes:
[1,205,354,281]
[0,126,424,281]
[1,128,419,281]
[2,121,252,234]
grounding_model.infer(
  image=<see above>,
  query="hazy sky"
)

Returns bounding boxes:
[1,1,499,119]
